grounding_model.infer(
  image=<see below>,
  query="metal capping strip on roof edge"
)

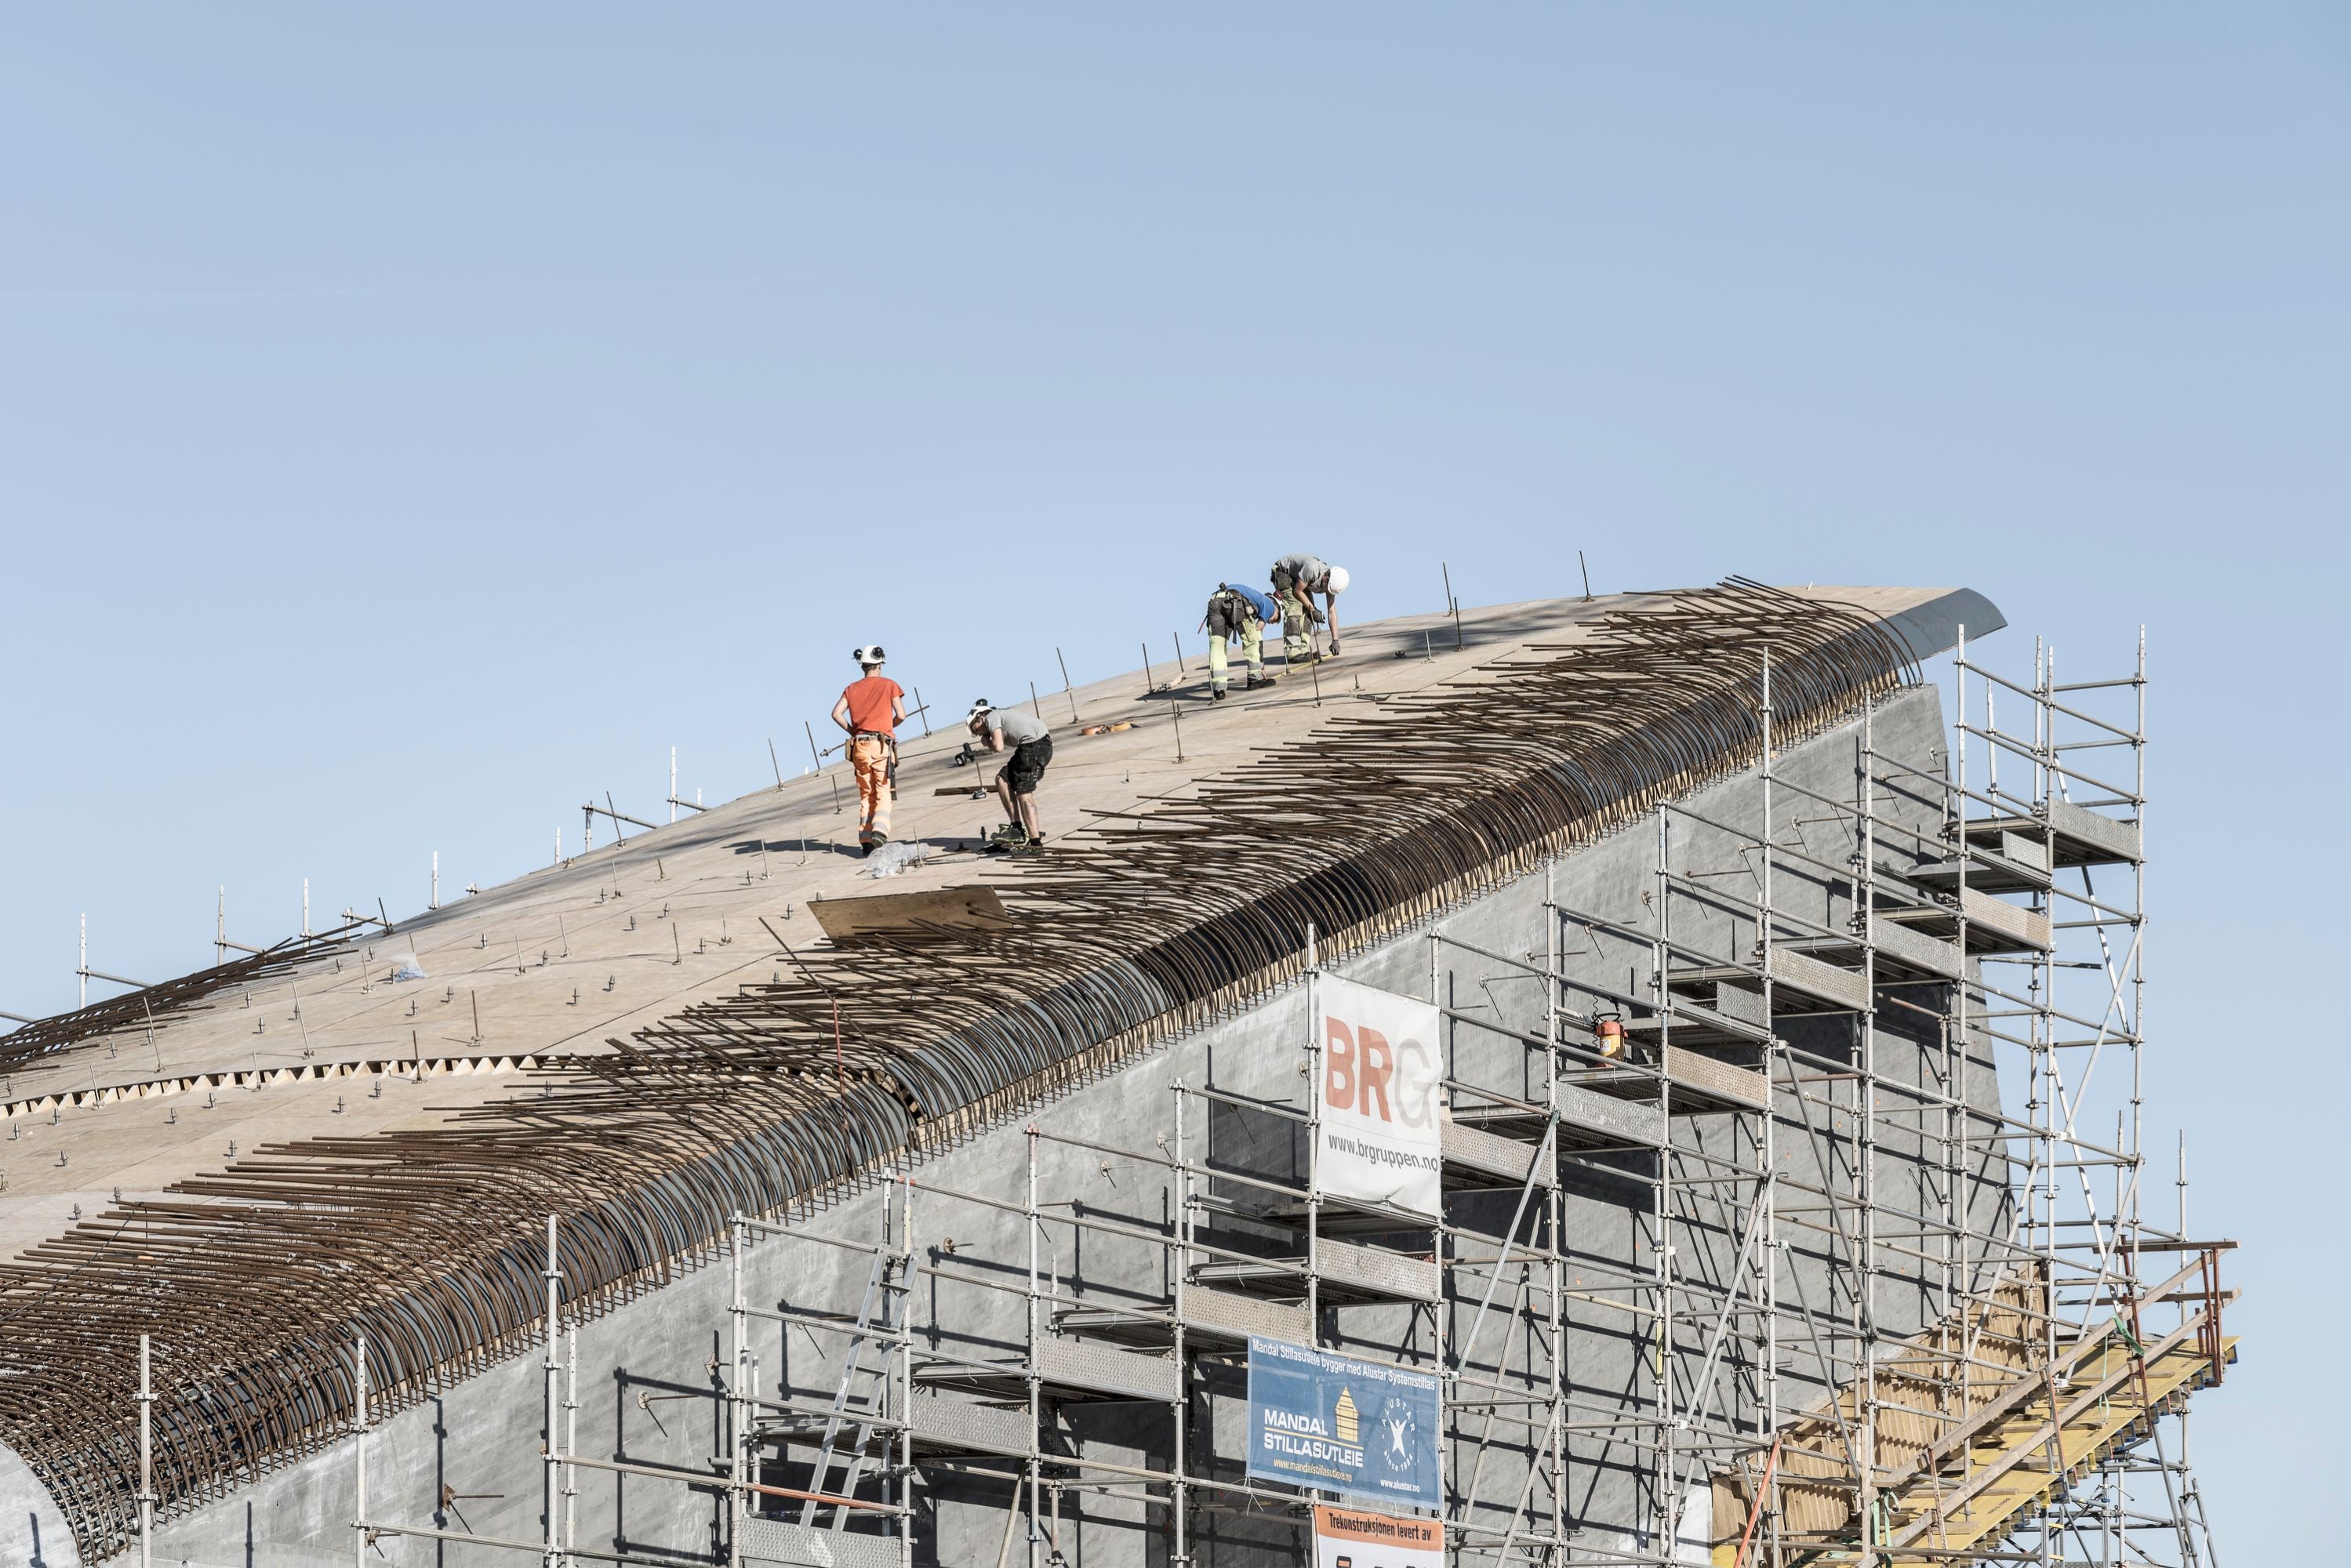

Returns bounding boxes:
[0,580,1930,1559]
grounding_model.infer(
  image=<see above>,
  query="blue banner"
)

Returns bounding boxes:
[1247,1336,1441,1510]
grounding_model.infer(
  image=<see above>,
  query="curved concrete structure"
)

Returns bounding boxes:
[0,583,2008,1564]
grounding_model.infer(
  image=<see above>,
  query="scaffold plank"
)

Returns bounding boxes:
[1441,1118,1557,1189]
[1766,948,1871,1012]
[907,1397,1030,1458]
[1180,1286,1313,1346]
[1869,918,1965,980]
[1660,1045,1771,1111]
[1194,1236,1441,1305]
[1314,1237,1441,1302]
[1959,887,2052,951]
[2044,798,2143,865]
[739,1516,902,1568]
[1904,844,2054,895]
[1553,1080,1667,1147]
[1034,1338,1181,1402]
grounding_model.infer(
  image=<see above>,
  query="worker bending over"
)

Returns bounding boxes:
[1203,580,1279,700]
[968,699,1053,853]
[1270,554,1351,662]
[830,645,907,855]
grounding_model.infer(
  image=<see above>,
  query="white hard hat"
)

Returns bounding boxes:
[852,644,887,666]
[967,699,994,720]
[1326,566,1350,594]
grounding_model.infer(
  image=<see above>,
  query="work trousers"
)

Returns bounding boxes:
[1279,587,1314,664]
[849,735,894,841]
[1208,618,1263,693]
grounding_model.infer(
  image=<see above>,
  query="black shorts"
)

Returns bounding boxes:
[1003,735,1053,797]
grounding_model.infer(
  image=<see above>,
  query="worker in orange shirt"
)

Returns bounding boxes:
[830,645,907,855]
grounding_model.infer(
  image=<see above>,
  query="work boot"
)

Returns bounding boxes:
[1251,671,1277,688]
[1212,685,1228,702]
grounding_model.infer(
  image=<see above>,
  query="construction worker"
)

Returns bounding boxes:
[968,699,1052,852]
[830,646,907,855]
[1203,580,1279,701]
[1270,554,1351,662]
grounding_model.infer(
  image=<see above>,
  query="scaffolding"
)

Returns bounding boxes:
[316,630,2229,1568]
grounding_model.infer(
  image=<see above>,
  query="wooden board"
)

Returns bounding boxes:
[809,883,1012,942]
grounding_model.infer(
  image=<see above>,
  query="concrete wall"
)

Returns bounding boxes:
[5,684,2019,1568]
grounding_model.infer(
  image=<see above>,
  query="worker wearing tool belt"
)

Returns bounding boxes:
[968,699,1052,853]
[1270,554,1351,663]
[1203,580,1279,701]
[831,645,907,856]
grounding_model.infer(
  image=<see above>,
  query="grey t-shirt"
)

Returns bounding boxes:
[991,708,1050,746]
[1274,553,1330,591]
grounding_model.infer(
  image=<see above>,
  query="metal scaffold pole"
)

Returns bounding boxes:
[138,1333,152,1568]
[1545,862,1568,1544]
[1856,687,1880,1567]
[1025,1124,1042,1568]
[1760,643,1785,1567]
[1169,1083,1192,1568]
[351,1330,368,1568]
[896,1174,914,1568]
[729,1216,746,1568]
[543,1213,563,1568]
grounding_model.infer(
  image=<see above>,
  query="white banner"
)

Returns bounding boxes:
[1313,973,1444,1219]
[1314,1504,1444,1568]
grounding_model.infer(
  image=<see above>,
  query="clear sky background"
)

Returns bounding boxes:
[2,7,2343,1552]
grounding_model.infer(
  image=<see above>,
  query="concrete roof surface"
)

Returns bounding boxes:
[0,584,1987,1261]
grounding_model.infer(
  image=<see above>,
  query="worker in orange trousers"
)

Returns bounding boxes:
[831,645,908,855]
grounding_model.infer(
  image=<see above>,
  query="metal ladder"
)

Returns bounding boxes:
[798,1246,900,1530]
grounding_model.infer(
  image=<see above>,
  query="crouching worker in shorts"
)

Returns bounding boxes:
[968,699,1053,854]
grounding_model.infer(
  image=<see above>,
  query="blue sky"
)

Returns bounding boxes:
[2,7,2343,1551]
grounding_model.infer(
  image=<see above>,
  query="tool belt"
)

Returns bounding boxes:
[1208,590,1263,637]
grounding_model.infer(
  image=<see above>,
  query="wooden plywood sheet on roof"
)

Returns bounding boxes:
[809,884,1012,942]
